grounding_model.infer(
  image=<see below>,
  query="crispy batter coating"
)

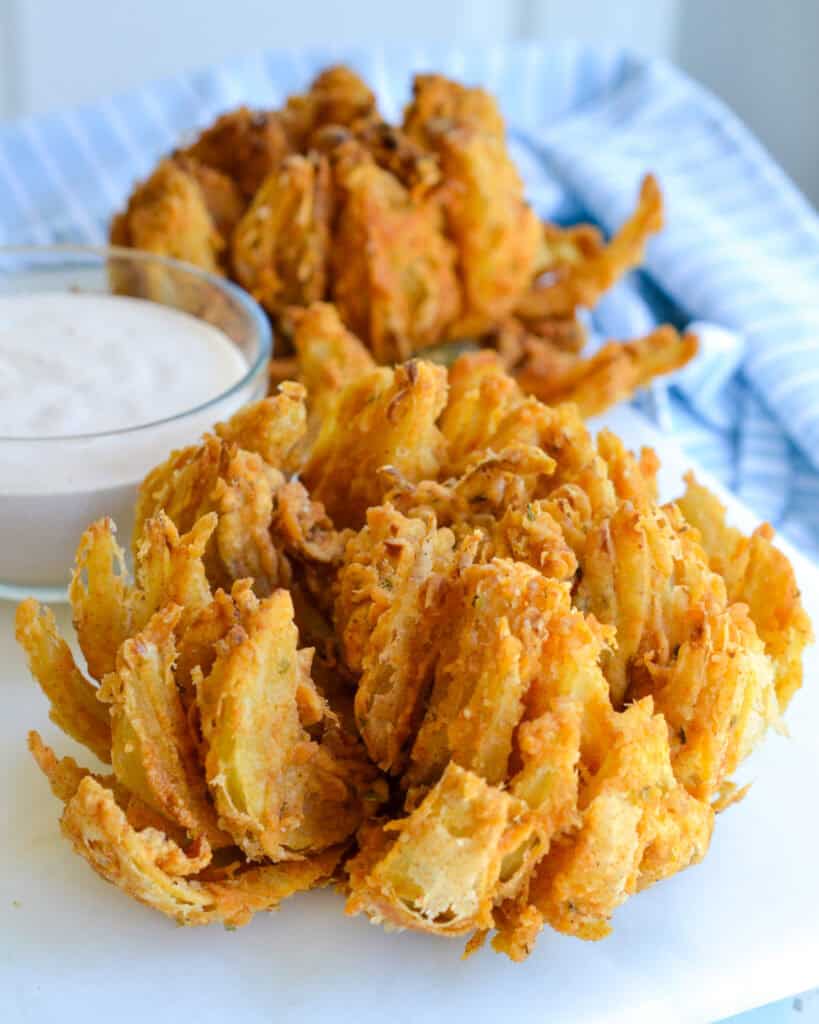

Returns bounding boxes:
[110,158,223,274]
[512,325,698,417]
[440,351,525,470]
[282,65,378,150]
[331,144,460,361]
[507,699,582,835]
[173,156,246,244]
[180,107,291,199]
[232,153,332,317]
[381,444,557,536]
[69,512,215,685]
[137,387,308,538]
[532,221,604,278]
[565,436,781,800]
[635,599,779,802]
[517,174,664,319]
[303,361,448,529]
[403,73,506,145]
[273,479,349,566]
[97,605,228,846]
[208,447,286,594]
[214,382,308,473]
[352,120,441,197]
[677,474,813,712]
[524,699,713,941]
[195,588,376,859]
[489,500,578,580]
[291,302,375,424]
[431,123,541,338]
[15,600,112,764]
[405,561,578,796]
[28,730,113,802]
[134,388,341,611]
[170,580,252,711]
[346,763,535,936]
[335,505,458,771]
[127,510,215,626]
[59,775,340,926]
[68,517,132,681]
[135,437,287,595]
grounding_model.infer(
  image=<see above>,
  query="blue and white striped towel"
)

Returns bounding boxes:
[1,43,818,557]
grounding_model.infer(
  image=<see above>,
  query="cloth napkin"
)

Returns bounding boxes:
[1,42,818,557]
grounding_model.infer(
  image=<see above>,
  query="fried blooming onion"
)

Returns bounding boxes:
[19,357,811,957]
[111,65,696,406]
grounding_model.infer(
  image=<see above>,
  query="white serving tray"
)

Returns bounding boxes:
[2,405,817,1024]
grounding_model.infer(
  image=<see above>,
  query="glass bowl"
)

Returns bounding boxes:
[0,245,272,602]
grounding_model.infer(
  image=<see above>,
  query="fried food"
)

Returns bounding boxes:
[303,360,448,528]
[291,302,376,424]
[110,158,225,278]
[134,436,286,596]
[380,444,558,539]
[521,699,713,942]
[517,174,664,319]
[351,120,441,197]
[497,319,699,418]
[16,600,112,764]
[135,389,316,596]
[195,588,375,860]
[432,123,541,338]
[24,498,373,926]
[335,504,458,771]
[58,774,341,927]
[282,65,378,150]
[678,474,813,711]
[635,598,778,802]
[173,156,246,244]
[330,142,460,361]
[111,68,690,415]
[179,106,291,200]
[403,73,506,145]
[68,512,215,687]
[97,604,229,847]
[34,62,815,950]
[231,153,332,317]
[346,762,536,936]
[213,381,307,473]
[438,350,524,469]
[20,350,809,950]
[405,560,583,797]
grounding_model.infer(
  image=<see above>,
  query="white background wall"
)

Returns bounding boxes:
[0,0,816,206]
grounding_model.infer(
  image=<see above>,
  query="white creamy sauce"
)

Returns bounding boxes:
[0,292,247,437]
[0,291,259,590]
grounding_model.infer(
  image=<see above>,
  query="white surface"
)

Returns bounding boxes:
[1,404,818,1024]
[0,293,246,439]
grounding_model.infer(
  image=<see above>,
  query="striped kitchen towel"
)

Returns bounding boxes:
[1,43,818,556]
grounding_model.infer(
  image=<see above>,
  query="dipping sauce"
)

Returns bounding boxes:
[0,288,267,592]
[0,292,247,437]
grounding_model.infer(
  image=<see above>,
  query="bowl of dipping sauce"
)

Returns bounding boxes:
[0,245,272,600]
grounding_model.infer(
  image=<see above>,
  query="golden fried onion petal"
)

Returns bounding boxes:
[346,762,535,937]
[97,605,229,846]
[16,600,112,764]
[196,589,370,861]
[60,776,340,927]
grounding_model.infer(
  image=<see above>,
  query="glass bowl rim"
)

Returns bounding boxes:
[0,243,272,443]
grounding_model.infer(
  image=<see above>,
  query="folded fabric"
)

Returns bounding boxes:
[1,42,817,556]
